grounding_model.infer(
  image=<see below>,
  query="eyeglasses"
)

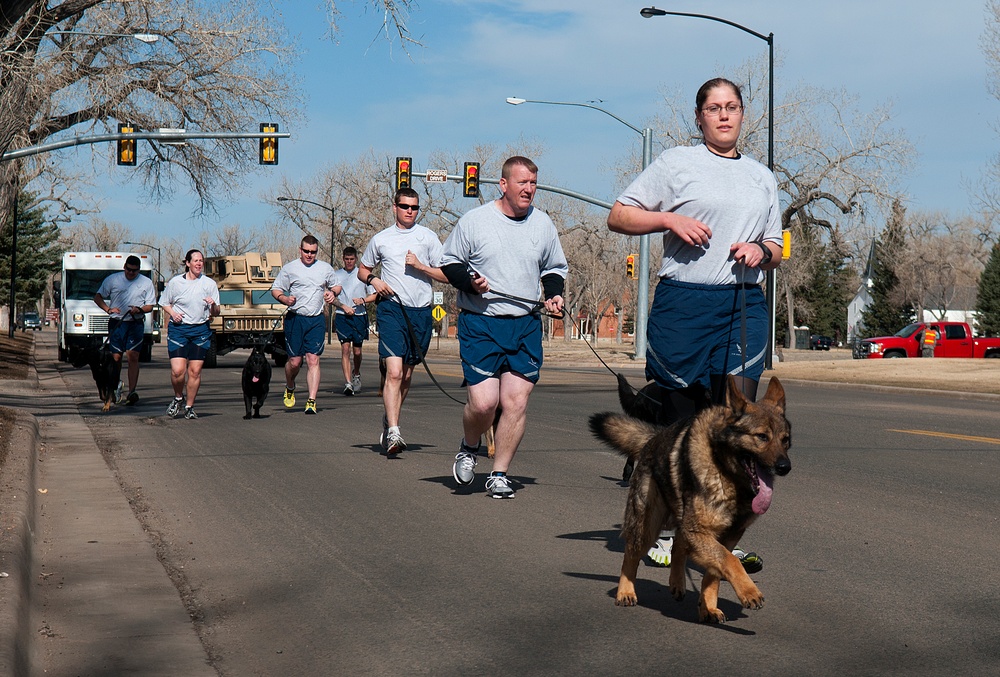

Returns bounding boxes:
[395,203,420,211]
[701,103,743,117]
[300,248,318,255]
[125,267,140,273]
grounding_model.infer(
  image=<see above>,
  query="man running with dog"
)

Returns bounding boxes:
[333,246,377,396]
[442,156,568,499]
[270,234,342,415]
[94,254,157,406]
[357,187,447,455]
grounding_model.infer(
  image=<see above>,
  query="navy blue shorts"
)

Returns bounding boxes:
[108,318,144,354]
[376,301,431,365]
[335,312,369,345]
[458,312,543,386]
[645,279,767,390]
[284,312,326,358]
[167,322,212,361]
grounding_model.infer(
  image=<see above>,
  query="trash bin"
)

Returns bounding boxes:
[794,326,810,350]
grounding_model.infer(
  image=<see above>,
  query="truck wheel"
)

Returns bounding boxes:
[986,351,1000,358]
[273,352,287,368]
[139,339,153,363]
[204,336,218,368]
[884,351,906,358]
[58,345,68,362]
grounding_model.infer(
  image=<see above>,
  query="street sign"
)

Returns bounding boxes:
[433,291,443,305]
[425,170,448,183]
[432,305,446,322]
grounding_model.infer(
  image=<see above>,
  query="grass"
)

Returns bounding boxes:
[0,330,34,469]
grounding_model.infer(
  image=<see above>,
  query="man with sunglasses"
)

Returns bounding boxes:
[358,187,447,455]
[271,234,342,414]
[94,254,157,406]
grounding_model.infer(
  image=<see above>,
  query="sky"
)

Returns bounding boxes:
[79,0,1000,244]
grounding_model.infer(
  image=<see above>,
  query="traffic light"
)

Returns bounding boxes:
[395,156,411,190]
[259,122,278,165]
[117,123,136,166]
[782,229,791,260]
[626,254,636,279]
[463,162,480,198]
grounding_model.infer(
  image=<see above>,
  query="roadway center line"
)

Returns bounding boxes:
[888,429,1000,445]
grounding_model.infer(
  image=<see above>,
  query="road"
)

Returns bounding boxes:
[49,342,1000,676]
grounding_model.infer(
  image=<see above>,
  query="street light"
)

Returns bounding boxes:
[276,196,336,265]
[506,97,654,359]
[639,6,777,369]
[48,30,160,44]
[122,240,162,288]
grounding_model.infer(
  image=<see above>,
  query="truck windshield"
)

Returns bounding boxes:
[65,269,152,300]
[895,323,921,338]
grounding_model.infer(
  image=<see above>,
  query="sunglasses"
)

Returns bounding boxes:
[300,248,318,255]
[125,267,140,273]
[395,203,420,211]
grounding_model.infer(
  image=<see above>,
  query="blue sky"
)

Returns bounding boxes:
[87,1,999,242]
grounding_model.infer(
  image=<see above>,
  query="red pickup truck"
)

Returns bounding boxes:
[855,321,1000,359]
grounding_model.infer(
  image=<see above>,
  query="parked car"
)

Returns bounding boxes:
[20,311,42,331]
[809,334,832,351]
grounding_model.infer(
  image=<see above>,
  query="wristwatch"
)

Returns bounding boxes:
[755,242,773,265]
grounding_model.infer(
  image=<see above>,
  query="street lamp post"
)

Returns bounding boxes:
[122,241,162,287]
[639,6,776,369]
[506,97,654,359]
[276,196,336,265]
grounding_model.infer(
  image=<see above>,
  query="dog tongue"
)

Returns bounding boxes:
[752,462,774,514]
[252,376,260,383]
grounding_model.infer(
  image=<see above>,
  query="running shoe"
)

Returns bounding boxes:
[343,382,354,396]
[379,413,389,449]
[647,537,673,567]
[385,430,406,455]
[114,380,124,404]
[166,397,184,418]
[351,374,362,394]
[485,472,515,499]
[283,387,296,408]
[733,547,764,574]
[452,442,479,486]
[183,406,198,420]
[304,399,317,415]
[124,391,139,406]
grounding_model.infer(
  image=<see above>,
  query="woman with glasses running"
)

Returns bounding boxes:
[607,77,782,571]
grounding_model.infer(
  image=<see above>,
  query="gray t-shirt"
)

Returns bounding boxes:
[159,273,220,325]
[440,201,568,317]
[616,144,781,285]
[271,258,339,317]
[96,271,157,322]
[360,223,443,308]
[334,267,374,315]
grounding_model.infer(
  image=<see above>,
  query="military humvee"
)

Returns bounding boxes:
[203,252,287,368]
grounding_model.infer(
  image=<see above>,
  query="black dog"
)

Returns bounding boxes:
[242,345,272,419]
[88,339,121,413]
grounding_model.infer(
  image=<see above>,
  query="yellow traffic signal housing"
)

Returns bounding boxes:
[117,123,136,166]
[463,162,480,198]
[626,254,636,279]
[395,157,412,190]
[782,229,791,260]
[259,122,278,165]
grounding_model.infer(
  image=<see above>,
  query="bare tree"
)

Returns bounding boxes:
[0,0,418,236]
[58,216,131,250]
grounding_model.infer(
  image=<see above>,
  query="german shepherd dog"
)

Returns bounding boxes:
[88,339,121,413]
[242,344,272,419]
[590,376,791,623]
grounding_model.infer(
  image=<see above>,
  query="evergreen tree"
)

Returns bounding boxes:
[805,241,853,342]
[976,242,1000,336]
[859,200,914,336]
[0,192,63,311]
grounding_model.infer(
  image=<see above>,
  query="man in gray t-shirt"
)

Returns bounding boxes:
[270,234,341,414]
[358,188,447,455]
[441,156,567,499]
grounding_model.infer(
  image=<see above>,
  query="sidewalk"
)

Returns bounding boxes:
[0,332,214,676]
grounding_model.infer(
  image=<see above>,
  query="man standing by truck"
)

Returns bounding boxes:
[94,255,157,406]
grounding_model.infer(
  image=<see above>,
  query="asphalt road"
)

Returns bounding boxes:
[54,344,1000,676]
